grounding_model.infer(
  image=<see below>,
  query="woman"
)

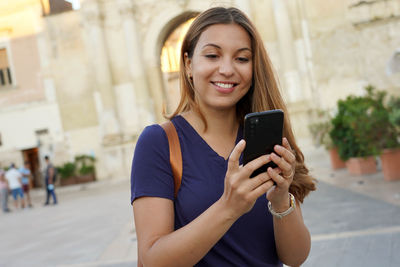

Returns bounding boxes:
[131,7,316,266]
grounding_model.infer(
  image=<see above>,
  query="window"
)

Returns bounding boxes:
[40,0,80,16]
[35,129,49,147]
[0,48,12,87]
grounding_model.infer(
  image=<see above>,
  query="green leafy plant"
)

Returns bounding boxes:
[56,154,96,179]
[330,85,400,160]
[370,90,399,150]
[57,162,76,179]
[79,165,95,175]
[74,155,96,176]
[308,110,334,150]
[330,85,384,160]
[388,96,400,131]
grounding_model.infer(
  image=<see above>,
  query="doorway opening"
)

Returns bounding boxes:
[160,18,195,114]
[22,147,41,188]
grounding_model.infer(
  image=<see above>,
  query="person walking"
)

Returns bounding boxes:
[19,161,33,207]
[44,156,57,205]
[131,7,316,267]
[5,163,25,210]
[0,168,11,213]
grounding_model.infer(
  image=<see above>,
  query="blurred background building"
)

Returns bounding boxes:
[0,0,399,186]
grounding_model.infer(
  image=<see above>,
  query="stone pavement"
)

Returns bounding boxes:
[0,179,138,267]
[0,147,399,267]
[302,147,400,267]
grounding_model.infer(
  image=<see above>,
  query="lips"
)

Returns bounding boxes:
[212,81,238,93]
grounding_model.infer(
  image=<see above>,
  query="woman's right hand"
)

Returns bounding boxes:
[133,141,274,266]
[219,139,275,218]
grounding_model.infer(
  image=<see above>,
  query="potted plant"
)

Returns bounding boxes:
[308,110,346,169]
[56,154,96,186]
[74,154,96,183]
[57,162,77,186]
[379,95,400,181]
[330,85,380,175]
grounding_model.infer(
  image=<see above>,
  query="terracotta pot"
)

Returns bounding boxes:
[60,176,77,186]
[76,174,95,184]
[329,147,346,170]
[60,174,95,186]
[380,148,400,181]
[346,156,377,175]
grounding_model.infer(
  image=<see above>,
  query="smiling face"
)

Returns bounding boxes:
[184,23,253,113]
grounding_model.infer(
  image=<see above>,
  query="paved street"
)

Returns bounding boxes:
[302,147,400,267]
[1,147,400,267]
[302,182,400,267]
[0,179,137,267]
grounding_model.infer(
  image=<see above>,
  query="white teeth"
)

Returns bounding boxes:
[214,82,235,88]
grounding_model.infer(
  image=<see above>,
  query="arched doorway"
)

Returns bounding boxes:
[160,17,195,114]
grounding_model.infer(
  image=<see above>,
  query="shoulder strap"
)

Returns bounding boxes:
[160,121,182,198]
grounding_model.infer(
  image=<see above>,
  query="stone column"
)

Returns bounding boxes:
[272,0,302,102]
[145,63,167,122]
[118,0,154,129]
[97,0,155,138]
[81,0,124,180]
[81,0,120,138]
[36,25,57,103]
[297,0,319,107]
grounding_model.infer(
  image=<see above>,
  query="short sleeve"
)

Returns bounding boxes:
[130,124,174,204]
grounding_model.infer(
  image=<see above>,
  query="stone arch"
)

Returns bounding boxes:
[142,6,200,121]
[158,11,199,61]
[159,12,198,113]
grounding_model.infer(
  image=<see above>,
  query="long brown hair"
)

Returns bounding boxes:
[167,7,316,202]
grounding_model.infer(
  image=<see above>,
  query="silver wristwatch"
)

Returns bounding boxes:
[268,193,296,219]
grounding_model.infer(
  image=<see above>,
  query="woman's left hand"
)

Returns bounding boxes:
[266,137,296,211]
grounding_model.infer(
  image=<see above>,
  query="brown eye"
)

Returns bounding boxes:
[237,57,249,63]
[205,54,218,59]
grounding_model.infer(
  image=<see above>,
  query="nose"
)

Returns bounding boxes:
[218,58,234,77]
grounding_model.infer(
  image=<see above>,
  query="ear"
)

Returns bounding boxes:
[184,52,192,78]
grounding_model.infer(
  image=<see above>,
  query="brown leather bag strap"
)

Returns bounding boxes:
[161,121,182,198]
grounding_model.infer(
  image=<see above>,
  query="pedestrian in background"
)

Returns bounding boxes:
[0,168,11,213]
[131,7,316,266]
[5,163,25,210]
[19,161,33,208]
[44,156,57,205]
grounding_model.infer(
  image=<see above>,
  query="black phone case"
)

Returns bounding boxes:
[243,110,284,177]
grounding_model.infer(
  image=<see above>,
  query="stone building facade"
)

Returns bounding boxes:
[0,0,399,184]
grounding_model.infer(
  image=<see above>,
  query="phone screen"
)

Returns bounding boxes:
[243,110,284,177]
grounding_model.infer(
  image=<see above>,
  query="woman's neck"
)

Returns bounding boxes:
[183,108,238,137]
[183,108,239,159]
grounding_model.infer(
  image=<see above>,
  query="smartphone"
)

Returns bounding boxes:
[243,110,284,178]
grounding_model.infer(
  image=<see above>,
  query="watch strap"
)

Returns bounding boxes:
[268,193,296,219]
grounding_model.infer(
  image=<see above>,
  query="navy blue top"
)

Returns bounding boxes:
[131,115,282,266]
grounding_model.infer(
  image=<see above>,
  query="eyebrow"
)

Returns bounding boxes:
[202,43,252,53]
